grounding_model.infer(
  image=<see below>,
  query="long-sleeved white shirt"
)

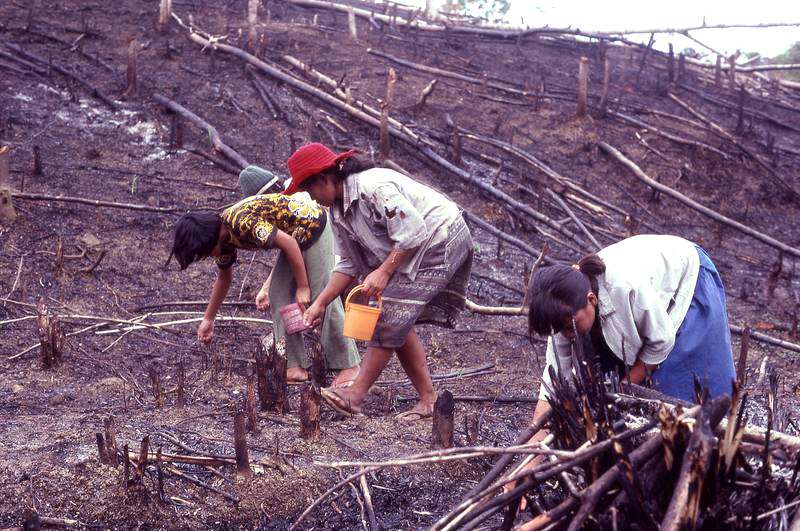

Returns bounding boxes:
[539,234,700,399]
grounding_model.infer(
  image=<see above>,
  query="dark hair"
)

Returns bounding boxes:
[170,212,221,270]
[527,254,606,336]
[300,152,375,190]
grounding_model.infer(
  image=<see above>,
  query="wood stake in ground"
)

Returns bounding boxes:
[257,334,288,412]
[416,79,438,108]
[576,56,588,117]
[432,390,455,448]
[0,146,16,222]
[310,342,326,388]
[247,0,259,49]
[123,36,138,98]
[136,436,150,484]
[96,432,109,464]
[158,0,171,30]
[380,68,397,161]
[234,411,252,477]
[299,384,321,441]
[104,416,119,465]
[32,144,43,176]
[37,298,64,369]
[148,365,164,407]
[175,361,185,407]
[598,57,610,117]
[347,7,358,41]
[246,377,259,433]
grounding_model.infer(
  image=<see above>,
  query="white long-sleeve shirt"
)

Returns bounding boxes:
[539,234,700,400]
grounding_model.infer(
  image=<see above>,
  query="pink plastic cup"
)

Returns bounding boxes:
[279,302,308,335]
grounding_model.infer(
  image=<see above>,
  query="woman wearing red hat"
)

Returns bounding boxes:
[289,143,474,420]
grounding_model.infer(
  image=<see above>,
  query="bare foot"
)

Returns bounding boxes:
[286,366,309,383]
[394,398,436,421]
[331,365,360,388]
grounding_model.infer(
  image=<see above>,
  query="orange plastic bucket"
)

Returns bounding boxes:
[342,284,382,341]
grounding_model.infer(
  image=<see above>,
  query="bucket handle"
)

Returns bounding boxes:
[345,284,383,310]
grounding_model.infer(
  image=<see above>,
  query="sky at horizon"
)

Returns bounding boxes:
[403,0,800,59]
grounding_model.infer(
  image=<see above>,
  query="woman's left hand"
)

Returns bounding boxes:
[362,267,390,298]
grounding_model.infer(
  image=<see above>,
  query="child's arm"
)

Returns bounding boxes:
[199,266,233,344]
[272,230,311,310]
[255,268,274,311]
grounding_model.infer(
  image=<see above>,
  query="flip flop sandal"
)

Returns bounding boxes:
[394,409,433,421]
[320,387,365,418]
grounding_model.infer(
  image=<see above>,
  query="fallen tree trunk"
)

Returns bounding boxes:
[598,141,800,259]
[152,94,249,170]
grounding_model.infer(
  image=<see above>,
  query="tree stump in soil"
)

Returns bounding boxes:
[175,361,185,407]
[432,390,455,448]
[104,416,119,465]
[0,146,16,222]
[233,410,252,478]
[96,432,109,464]
[23,509,40,531]
[37,298,64,369]
[148,364,165,407]
[464,412,480,445]
[299,383,321,441]
[256,334,288,413]
[310,341,326,388]
[245,377,259,433]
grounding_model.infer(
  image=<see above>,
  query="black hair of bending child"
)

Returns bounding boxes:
[170,212,222,270]
[527,253,606,337]
[300,152,376,190]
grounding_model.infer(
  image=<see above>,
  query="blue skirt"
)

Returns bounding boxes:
[651,247,735,402]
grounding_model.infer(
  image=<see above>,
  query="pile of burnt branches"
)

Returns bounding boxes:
[436,343,800,530]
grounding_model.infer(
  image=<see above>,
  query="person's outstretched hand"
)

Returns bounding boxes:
[255,287,270,311]
[198,318,214,344]
[304,301,326,328]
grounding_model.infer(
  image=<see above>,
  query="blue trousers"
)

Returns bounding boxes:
[652,247,736,402]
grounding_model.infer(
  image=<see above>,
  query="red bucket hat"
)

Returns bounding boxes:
[284,143,355,195]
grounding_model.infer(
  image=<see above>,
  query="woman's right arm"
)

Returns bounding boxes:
[303,271,355,327]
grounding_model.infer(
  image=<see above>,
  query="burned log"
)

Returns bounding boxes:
[152,94,249,170]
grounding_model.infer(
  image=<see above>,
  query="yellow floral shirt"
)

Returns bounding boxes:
[216,194,326,269]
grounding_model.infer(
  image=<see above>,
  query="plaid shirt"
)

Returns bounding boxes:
[330,168,462,281]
